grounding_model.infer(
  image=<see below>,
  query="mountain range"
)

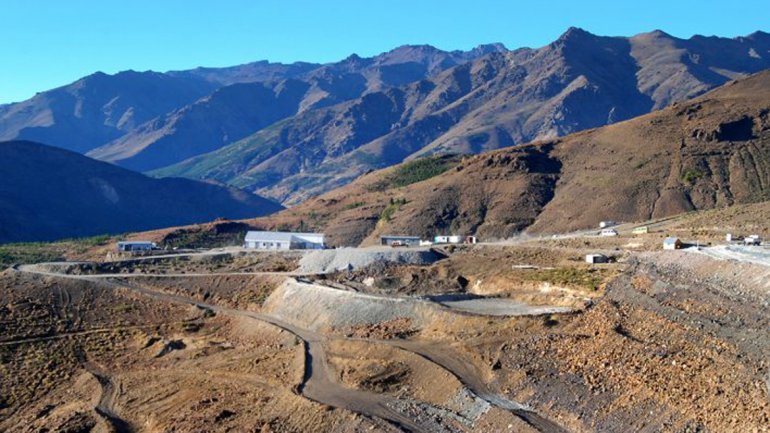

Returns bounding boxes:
[0,141,282,243]
[241,69,770,246]
[2,29,769,206]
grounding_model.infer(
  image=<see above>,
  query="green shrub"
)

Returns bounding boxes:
[682,168,703,183]
[367,155,461,191]
[342,201,366,210]
[379,198,408,223]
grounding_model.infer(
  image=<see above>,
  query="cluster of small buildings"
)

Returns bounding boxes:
[726,233,762,246]
[380,234,477,247]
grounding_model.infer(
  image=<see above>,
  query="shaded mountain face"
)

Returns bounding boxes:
[86,44,508,171]
[241,70,770,247]
[154,29,770,205]
[0,141,282,244]
[0,44,504,167]
[0,71,217,154]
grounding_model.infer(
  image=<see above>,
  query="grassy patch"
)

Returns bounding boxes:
[524,266,613,290]
[0,244,64,267]
[379,198,408,223]
[342,201,367,210]
[367,155,460,191]
[0,234,117,267]
[682,168,704,184]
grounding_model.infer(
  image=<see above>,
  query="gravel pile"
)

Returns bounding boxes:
[261,279,441,331]
[297,247,445,274]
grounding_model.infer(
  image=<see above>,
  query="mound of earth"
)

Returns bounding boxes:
[296,247,446,274]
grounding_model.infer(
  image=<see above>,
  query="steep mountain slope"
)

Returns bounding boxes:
[156,29,770,205]
[86,80,314,171]
[0,44,502,161]
[88,44,506,171]
[0,71,216,153]
[241,70,770,246]
[0,141,282,243]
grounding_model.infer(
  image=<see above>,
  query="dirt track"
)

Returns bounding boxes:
[15,263,568,433]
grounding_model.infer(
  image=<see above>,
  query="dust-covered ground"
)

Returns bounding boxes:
[1,221,769,432]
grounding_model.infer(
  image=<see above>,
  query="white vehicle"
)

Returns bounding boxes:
[599,229,618,237]
[744,235,761,246]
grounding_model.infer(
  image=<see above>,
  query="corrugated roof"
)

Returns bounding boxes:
[245,231,296,242]
[244,231,324,243]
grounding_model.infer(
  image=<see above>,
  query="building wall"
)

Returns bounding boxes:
[246,240,291,250]
[381,237,421,246]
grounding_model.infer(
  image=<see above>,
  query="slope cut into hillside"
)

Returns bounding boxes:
[242,70,770,246]
[0,141,282,243]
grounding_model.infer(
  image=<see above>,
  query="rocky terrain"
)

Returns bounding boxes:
[0,140,282,243]
[224,69,770,245]
[1,203,768,432]
[153,29,770,204]
[2,29,769,206]
[0,43,503,163]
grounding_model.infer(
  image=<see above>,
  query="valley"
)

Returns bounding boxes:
[1,15,769,432]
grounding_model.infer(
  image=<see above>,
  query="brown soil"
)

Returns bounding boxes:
[2,207,769,432]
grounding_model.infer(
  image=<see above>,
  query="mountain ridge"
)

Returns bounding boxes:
[154,28,770,205]
[232,69,770,246]
[0,140,283,243]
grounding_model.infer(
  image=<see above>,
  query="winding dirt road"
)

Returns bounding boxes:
[15,263,568,433]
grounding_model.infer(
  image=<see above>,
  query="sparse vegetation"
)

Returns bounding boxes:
[524,266,614,290]
[367,155,461,191]
[0,234,116,267]
[342,201,367,210]
[378,198,408,223]
[682,168,704,183]
[0,243,64,267]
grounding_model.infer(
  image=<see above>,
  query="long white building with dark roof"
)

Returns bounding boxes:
[244,231,325,250]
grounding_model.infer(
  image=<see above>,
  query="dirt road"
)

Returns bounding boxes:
[691,244,770,267]
[16,263,569,433]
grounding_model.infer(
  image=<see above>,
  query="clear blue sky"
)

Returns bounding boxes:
[1,0,767,104]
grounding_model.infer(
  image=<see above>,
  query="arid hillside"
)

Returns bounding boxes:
[0,141,283,243]
[238,70,770,246]
[154,29,770,204]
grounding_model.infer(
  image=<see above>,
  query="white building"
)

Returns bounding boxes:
[244,231,325,250]
[434,235,463,244]
[600,229,618,237]
[663,237,682,250]
[585,254,608,264]
[116,241,156,252]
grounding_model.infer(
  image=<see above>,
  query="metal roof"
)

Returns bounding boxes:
[244,231,324,242]
[381,235,421,239]
[663,237,680,244]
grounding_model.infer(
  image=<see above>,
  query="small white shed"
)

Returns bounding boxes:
[663,237,682,250]
[585,254,608,264]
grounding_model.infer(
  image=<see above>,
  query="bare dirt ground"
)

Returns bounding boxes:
[1,214,769,432]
